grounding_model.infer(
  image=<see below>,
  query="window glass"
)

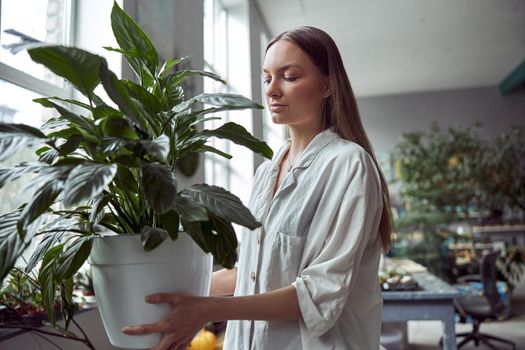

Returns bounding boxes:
[0,0,71,87]
[0,79,47,214]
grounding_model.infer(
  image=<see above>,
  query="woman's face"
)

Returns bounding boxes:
[262,40,328,129]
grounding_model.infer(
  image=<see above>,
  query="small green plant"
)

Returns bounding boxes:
[0,2,272,329]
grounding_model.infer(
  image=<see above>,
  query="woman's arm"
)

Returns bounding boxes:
[209,268,237,296]
[205,285,300,321]
[122,286,301,350]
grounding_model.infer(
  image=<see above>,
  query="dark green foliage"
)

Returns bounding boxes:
[0,2,272,329]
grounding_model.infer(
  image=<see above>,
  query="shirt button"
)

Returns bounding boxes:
[250,271,256,282]
[257,235,261,245]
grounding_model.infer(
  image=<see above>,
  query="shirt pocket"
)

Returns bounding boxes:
[268,231,306,287]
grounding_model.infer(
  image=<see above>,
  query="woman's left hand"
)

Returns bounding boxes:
[122,293,208,350]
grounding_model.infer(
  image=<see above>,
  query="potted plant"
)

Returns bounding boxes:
[0,268,95,349]
[0,2,272,348]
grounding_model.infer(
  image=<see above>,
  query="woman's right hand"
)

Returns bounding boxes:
[210,268,237,296]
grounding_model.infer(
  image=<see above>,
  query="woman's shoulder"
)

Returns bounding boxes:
[254,158,274,178]
[324,137,374,167]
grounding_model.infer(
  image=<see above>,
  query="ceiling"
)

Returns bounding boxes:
[251,0,525,97]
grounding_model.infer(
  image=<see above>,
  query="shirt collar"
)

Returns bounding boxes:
[271,128,341,172]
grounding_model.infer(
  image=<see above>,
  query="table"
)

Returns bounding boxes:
[382,260,460,350]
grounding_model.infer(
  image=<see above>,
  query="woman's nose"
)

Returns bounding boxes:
[265,80,281,98]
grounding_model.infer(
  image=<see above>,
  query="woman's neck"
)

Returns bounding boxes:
[287,123,325,163]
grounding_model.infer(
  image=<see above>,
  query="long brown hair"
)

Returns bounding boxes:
[266,26,393,252]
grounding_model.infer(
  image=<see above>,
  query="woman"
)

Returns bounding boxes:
[123,26,392,350]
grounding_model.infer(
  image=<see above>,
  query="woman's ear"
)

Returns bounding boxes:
[322,86,332,98]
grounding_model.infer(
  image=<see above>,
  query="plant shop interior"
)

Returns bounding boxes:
[1,0,525,349]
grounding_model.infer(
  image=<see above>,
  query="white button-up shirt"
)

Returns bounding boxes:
[223,129,384,350]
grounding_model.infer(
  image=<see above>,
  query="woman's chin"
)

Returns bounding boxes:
[271,114,288,124]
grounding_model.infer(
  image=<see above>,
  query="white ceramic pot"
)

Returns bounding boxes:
[89,232,212,349]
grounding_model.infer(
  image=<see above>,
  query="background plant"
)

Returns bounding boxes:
[395,121,486,216]
[480,126,525,222]
[0,2,272,329]
[393,122,525,283]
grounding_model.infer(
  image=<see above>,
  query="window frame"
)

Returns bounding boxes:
[0,0,76,99]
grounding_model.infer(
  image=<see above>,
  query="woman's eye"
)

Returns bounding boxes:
[263,78,271,85]
[284,76,298,82]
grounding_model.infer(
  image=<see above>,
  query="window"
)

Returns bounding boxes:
[0,0,75,215]
[203,0,286,210]
[203,0,254,208]
[204,0,230,189]
[0,0,73,89]
[0,0,122,215]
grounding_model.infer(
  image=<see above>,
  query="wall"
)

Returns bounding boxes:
[358,86,525,154]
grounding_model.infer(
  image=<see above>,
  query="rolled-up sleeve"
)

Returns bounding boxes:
[291,151,383,337]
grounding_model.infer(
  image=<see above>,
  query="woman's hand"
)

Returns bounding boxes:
[122,293,208,350]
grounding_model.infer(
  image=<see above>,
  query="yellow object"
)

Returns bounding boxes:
[187,328,217,350]
[448,155,459,168]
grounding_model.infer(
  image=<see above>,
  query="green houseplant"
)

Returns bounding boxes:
[394,122,525,284]
[0,1,272,336]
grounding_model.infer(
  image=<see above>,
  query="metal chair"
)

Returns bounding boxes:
[454,250,515,349]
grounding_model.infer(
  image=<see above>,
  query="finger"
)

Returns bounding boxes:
[150,333,178,350]
[145,293,179,304]
[122,322,161,335]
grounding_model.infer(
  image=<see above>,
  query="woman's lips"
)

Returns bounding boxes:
[270,104,286,112]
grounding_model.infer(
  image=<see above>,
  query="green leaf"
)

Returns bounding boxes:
[63,163,117,207]
[162,77,185,110]
[60,277,75,329]
[102,137,129,153]
[181,220,210,253]
[38,244,63,326]
[38,148,59,164]
[158,56,190,77]
[92,105,123,121]
[173,195,208,222]
[18,181,63,235]
[176,152,200,177]
[182,184,260,229]
[90,194,110,225]
[114,165,139,192]
[56,236,93,280]
[34,97,92,111]
[141,162,177,213]
[0,210,25,282]
[199,122,273,159]
[193,93,262,110]
[0,122,47,138]
[0,136,38,162]
[110,2,158,79]
[103,46,141,57]
[122,80,161,113]
[0,162,45,189]
[160,210,179,240]
[140,135,169,162]
[28,46,105,102]
[40,101,100,141]
[47,127,80,140]
[175,70,227,85]
[195,145,232,159]
[209,213,238,268]
[114,154,139,168]
[99,62,148,132]
[0,123,47,161]
[140,226,168,251]
[25,231,65,273]
[40,117,70,130]
[57,134,83,156]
